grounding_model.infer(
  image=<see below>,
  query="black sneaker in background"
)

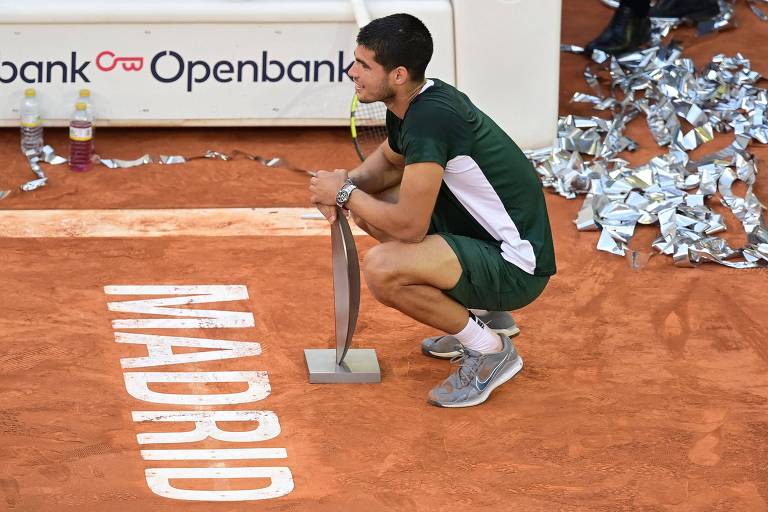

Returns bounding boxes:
[585,5,651,56]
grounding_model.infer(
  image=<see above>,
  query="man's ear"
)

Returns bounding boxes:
[392,66,409,85]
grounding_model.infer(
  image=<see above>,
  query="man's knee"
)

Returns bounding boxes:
[362,243,403,305]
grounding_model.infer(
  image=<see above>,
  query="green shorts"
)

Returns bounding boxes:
[437,233,549,311]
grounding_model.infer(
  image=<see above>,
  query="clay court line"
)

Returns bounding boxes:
[0,208,366,238]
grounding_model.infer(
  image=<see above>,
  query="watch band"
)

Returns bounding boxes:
[336,178,357,209]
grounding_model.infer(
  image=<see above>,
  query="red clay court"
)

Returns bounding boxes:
[1,1,767,511]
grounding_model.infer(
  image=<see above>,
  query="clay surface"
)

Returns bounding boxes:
[1,2,767,510]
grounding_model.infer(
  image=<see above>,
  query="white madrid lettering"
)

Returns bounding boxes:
[105,284,292,502]
[132,410,280,444]
[123,371,270,405]
[116,333,262,369]
[145,467,294,501]
[106,285,254,329]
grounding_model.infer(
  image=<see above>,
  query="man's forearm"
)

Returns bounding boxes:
[346,190,428,243]
[349,143,403,194]
[340,161,442,243]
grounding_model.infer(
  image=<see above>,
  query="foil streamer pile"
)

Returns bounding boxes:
[536,24,768,268]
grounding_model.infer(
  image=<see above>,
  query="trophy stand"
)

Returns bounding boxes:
[304,208,380,383]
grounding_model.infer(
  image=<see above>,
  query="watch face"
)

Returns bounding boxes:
[337,189,350,205]
[337,181,355,206]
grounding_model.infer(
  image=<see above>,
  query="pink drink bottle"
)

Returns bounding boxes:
[69,101,93,171]
[77,89,95,152]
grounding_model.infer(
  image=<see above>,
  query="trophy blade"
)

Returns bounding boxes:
[331,212,351,364]
[338,211,360,364]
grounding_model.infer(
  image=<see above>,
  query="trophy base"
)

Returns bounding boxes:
[304,348,381,384]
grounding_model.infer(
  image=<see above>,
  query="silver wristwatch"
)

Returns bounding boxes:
[335,178,357,209]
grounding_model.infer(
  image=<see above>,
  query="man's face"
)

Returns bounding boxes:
[347,45,395,104]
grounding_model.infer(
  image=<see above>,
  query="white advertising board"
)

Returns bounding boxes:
[0,0,560,148]
[0,0,455,127]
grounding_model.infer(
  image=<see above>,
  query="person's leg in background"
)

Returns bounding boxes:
[584,0,722,56]
[585,0,650,56]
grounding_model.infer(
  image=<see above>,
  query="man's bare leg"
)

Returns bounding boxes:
[362,235,469,334]
[354,184,505,345]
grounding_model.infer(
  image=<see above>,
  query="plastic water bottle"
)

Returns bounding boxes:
[20,88,44,156]
[69,102,94,171]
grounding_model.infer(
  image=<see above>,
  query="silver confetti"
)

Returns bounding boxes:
[541,29,768,269]
[561,44,585,54]
[159,155,187,165]
[41,145,67,165]
[747,0,768,21]
[21,177,47,192]
[96,154,154,169]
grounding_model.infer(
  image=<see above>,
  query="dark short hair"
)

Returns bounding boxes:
[356,13,433,82]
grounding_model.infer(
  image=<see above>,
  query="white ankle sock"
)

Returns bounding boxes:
[453,313,503,354]
[469,309,489,316]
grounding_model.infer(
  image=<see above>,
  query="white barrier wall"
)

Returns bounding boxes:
[453,0,562,149]
[0,0,560,148]
[0,0,455,127]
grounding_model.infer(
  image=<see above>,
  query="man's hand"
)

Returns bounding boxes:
[315,204,338,223]
[310,169,349,224]
[309,169,348,205]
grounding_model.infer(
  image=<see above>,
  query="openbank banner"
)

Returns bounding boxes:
[0,23,456,126]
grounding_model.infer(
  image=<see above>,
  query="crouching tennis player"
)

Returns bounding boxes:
[309,13,556,407]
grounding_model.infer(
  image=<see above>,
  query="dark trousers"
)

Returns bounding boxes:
[621,0,650,16]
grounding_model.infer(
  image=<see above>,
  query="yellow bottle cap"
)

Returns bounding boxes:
[79,89,91,97]
[25,88,36,97]
[76,102,87,110]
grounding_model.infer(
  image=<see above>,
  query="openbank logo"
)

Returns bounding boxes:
[1,50,354,92]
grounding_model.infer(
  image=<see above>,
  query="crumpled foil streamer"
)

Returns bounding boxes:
[21,177,48,192]
[561,45,585,54]
[95,154,153,169]
[97,149,309,173]
[16,145,67,193]
[534,32,768,269]
[10,147,312,196]
[747,0,768,20]
[697,1,738,35]
[156,149,312,174]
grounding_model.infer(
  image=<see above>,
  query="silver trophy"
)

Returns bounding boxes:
[304,207,380,383]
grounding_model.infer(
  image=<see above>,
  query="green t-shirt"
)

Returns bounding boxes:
[386,78,556,276]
